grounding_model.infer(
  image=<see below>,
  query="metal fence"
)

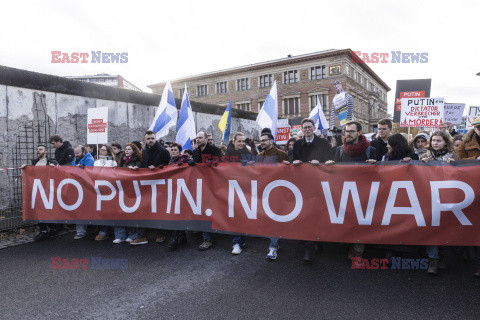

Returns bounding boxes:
[0,92,53,231]
[0,168,27,231]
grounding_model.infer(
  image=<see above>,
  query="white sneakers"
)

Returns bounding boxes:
[112,239,124,244]
[232,244,242,255]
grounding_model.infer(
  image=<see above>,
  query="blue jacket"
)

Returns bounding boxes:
[72,152,95,166]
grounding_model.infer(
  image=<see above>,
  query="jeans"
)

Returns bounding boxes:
[134,228,146,239]
[76,224,87,235]
[202,232,215,241]
[426,246,446,259]
[269,237,279,249]
[233,236,245,246]
[114,227,135,240]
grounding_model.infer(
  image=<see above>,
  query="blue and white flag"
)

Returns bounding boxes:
[256,80,278,141]
[176,84,196,150]
[149,81,177,138]
[309,95,329,132]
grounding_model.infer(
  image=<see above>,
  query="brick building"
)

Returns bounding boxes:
[148,49,390,132]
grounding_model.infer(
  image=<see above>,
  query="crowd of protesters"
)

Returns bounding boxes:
[23,116,480,276]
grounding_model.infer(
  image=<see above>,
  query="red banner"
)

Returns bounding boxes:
[22,162,480,245]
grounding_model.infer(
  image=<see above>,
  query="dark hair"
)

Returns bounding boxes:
[111,142,122,150]
[261,133,274,141]
[453,134,463,142]
[119,143,143,166]
[183,149,193,156]
[145,130,156,136]
[377,118,393,129]
[132,141,142,150]
[301,118,315,127]
[261,128,272,135]
[49,134,63,143]
[171,142,183,152]
[387,133,411,159]
[287,137,296,146]
[345,121,362,132]
[37,144,47,149]
[100,145,116,158]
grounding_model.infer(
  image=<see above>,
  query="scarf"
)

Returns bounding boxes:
[342,135,370,157]
[123,155,132,165]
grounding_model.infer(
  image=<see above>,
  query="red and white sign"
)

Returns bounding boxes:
[395,91,425,112]
[466,106,480,130]
[22,163,480,246]
[276,125,291,145]
[400,97,444,127]
[87,107,109,144]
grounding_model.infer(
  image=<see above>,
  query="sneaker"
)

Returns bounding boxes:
[125,237,134,243]
[95,234,109,241]
[427,258,438,275]
[112,239,124,244]
[130,237,148,245]
[232,244,242,255]
[156,235,166,244]
[33,231,49,241]
[74,233,86,240]
[199,240,213,251]
[266,247,277,260]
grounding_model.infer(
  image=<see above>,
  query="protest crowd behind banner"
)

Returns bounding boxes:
[17,81,480,276]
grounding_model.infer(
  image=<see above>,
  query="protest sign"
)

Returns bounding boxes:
[275,125,291,145]
[443,103,465,125]
[400,97,444,127]
[466,106,480,129]
[87,107,109,144]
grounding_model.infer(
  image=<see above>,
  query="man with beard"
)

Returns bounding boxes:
[72,145,95,240]
[370,118,392,161]
[22,145,59,241]
[130,130,171,245]
[290,118,332,262]
[326,121,376,266]
[193,131,222,250]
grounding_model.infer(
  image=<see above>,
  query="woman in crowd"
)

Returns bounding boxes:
[286,138,296,162]
[411,132,429,158]
[113,143,143,244]
[93,145,118,241]
[453,134,464,153]
[382,133,419,161]
[420,131,460,275]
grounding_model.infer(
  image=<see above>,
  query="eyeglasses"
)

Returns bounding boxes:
[260,139,272,142]
[302,126,314,130]
[345,130,358,134]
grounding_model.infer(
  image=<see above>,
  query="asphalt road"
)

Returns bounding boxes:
[1,231,480,320]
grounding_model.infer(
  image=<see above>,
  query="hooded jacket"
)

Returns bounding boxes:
[412,132,429,157]
[54,141,75,166]
[456,129,480,160]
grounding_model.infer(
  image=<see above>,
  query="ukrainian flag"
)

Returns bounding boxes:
[218,100,232,145]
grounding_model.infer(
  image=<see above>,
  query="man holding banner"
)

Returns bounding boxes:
[291,118,332,262]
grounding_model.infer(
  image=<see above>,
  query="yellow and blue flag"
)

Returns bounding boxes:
[218,100,232,145]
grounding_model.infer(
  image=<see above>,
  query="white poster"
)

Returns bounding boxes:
[87,107,109,144]
[400,97,444,127]
[443,103,465,125]
[466,106,480,129]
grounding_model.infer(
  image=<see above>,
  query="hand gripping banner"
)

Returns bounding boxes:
[22,162,480,246]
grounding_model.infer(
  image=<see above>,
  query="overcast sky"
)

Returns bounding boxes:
[1,0,479,115]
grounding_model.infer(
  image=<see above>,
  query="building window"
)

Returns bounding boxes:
[179,88,185,98]
[284,70,299,84]
[237,78,249,91]
[258,100,265,111]
[259,74,272,88]
[216,81,227,94]
[197,85,208,97]
[310,66,326,80]
[283,97,299,115]
[236,102,251,111]
[309,94,328,113]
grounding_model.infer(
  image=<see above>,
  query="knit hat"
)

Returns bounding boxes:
[472,116,480,126]
[413,132,430,144]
